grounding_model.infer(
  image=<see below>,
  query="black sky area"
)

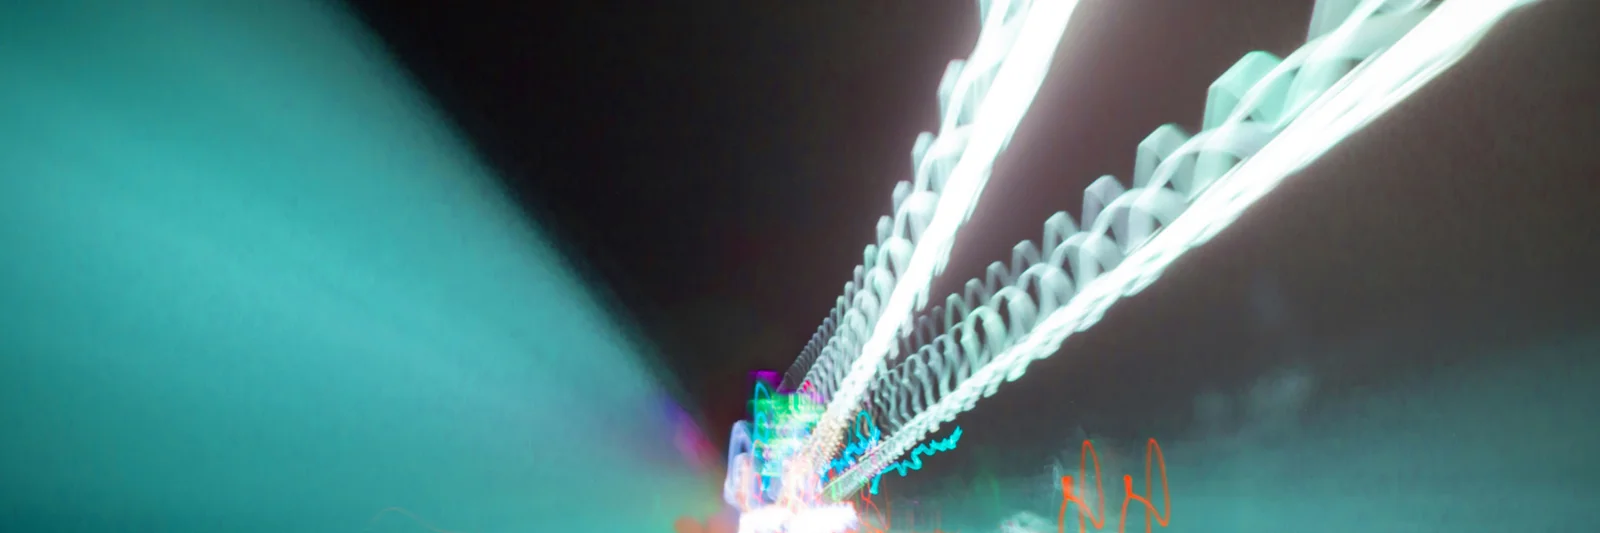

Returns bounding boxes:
[349,0,1600,484]
[346,0,987,434]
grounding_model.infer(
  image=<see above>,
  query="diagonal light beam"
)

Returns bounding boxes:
[784,0,1082,499]
[821,0,1540,499]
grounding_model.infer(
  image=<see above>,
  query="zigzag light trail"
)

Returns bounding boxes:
[865,427,962,496]
[787,0,1080,495]
[817,0,1541,500]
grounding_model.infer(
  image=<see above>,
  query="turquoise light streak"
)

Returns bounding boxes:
[868,427,962,496]
[0,2,718,532]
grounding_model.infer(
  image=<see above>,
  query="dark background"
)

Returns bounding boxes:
[347,0,1600,490]
[346,0,985,436]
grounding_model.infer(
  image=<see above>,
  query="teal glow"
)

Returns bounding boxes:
[0,2,717,532]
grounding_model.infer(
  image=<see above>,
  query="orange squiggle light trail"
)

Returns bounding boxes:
[1058,439,1169,533]
[837,439,1170,533]
[855,488,890,533]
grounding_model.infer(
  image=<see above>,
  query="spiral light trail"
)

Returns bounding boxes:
[780,0,1081,500]
[818,0,1543,499]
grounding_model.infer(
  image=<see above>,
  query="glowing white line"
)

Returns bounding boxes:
[821,0,1534,498]
[788,0,1081,490]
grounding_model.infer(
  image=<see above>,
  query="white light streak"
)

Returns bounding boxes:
[784,0,1081,497]
[820,0,1537,498]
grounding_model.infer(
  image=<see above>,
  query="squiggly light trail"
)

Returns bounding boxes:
[811,410,963,497]
[867,427,962,496]
[788,0,1080,492]
[1059,439,1170,533]
[821,0,1542,499]
[0,2,720,532]
[822,413,889,485]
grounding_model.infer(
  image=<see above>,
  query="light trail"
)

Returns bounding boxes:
[787,0,1081,499]
[820,0,1540,499]
[1058,439,1170,533]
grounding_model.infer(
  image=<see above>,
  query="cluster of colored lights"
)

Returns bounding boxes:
[727,385,961,531]
[750,383,826,492]
[726,383,853,532]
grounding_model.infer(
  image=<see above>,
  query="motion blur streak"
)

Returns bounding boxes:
[0,2,718,531]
